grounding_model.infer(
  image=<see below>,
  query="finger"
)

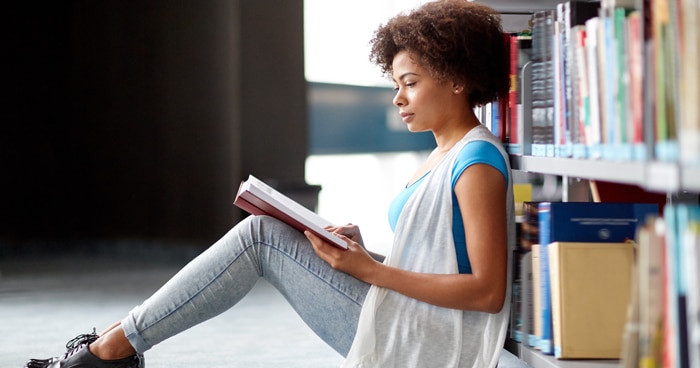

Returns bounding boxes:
[305,231,332,256]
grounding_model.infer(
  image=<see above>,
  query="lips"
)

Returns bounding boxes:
[400,112,414,123]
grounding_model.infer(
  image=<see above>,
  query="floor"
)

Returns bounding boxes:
[0,245,528,368]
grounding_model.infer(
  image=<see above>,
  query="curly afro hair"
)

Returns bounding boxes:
[369,0,509,108]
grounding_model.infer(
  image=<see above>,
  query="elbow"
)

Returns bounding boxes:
[479,285,507,314]
[482,292,506,314]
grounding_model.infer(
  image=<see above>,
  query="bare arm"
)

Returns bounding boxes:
[306,163,508,313]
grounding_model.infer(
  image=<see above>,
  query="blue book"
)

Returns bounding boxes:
[536,201,658,355]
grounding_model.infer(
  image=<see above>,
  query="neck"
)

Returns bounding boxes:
[433,110,481,153]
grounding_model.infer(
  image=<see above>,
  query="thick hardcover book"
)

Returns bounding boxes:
[234,175,347,250]
[537,201,658,355]
[548,241,634,359]
[507,34,533,154]
[531,10,555,156]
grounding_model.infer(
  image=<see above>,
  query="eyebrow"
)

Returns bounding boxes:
[393,72,419,83]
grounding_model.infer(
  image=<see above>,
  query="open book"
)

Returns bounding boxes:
[233,175,348,250]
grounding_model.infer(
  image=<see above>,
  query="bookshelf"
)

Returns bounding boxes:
[483,0,700,366]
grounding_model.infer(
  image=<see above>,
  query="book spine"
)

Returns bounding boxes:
[520,251,534,346]
[615,7,631,160]
[531,243,542,348]
[553,3,567,158]
[685,220,700,368]
[548,243,564,358]
[585,16,603,158]
[509,34,520,147]
[627,10,645,160]
[573,25,588,158]
[531,11,555,157]
[679,0,700,165]
[538,202,554,355]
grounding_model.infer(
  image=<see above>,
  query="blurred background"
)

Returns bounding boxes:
[2,0,538,256]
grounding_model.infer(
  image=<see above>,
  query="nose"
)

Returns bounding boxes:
[393,89,405,107]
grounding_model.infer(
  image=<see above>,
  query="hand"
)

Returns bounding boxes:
[304,230,379,283]
[324,223,365,247]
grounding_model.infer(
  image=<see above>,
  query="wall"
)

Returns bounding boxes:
[1,0,307,248]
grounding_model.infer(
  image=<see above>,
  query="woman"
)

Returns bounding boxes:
[25,1,514,367]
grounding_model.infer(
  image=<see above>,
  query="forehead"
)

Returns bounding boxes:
[392,51,422,77]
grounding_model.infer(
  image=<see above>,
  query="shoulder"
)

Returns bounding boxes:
[452,139,508,186]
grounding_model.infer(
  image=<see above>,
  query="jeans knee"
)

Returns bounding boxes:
[230,215,287,245]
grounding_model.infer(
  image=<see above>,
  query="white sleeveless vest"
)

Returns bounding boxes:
[343,125,515,368]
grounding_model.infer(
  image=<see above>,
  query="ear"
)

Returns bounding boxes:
[452,83,464,94]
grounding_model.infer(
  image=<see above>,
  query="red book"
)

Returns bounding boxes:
[501,32,512,143]
[234,175,348,249]
[509,34,519,145]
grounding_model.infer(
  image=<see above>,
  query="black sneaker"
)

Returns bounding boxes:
[24,329,145,368]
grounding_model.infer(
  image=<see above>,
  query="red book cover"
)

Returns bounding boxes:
[509,34,519,145]
[501,33,512,143]
[234,175,348,250]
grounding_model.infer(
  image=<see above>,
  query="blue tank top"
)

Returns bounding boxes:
[387,140,508,274]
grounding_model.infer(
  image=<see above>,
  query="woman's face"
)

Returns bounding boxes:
[391,50,457,133]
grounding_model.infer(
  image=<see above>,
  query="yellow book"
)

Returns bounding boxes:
[548,241,634,359]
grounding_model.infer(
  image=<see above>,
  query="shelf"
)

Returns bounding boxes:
[520,345,620,368]
[506,339,620,368]
[509,155,700,193]
[477,0,562,13]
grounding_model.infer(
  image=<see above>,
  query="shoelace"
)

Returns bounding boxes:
[62,328,99,359]
[24,328,101,368]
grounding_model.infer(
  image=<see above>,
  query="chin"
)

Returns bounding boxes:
[406,125,428,133]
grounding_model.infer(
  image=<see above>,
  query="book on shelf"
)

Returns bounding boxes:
[553,3,566,158]
[620,236,640,368]
[559,1,601,158]
[516,251,534,345]
[536,201,658,355]
[626,10,645,160]
[652,0,679,161]
[548,241,635,359]
[506,33,533,155]
[679,0,700,165]
[500,33,512,144]
[585,16,603,158]
[663,204,700,368]
[530,10,556,157]
[636,217,665,367]
[684,219,700,368]
[531,243,543,349]
[234,175,347,250]
[520,201,541,252]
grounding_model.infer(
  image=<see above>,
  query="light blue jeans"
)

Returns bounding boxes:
[121,215,373,356]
